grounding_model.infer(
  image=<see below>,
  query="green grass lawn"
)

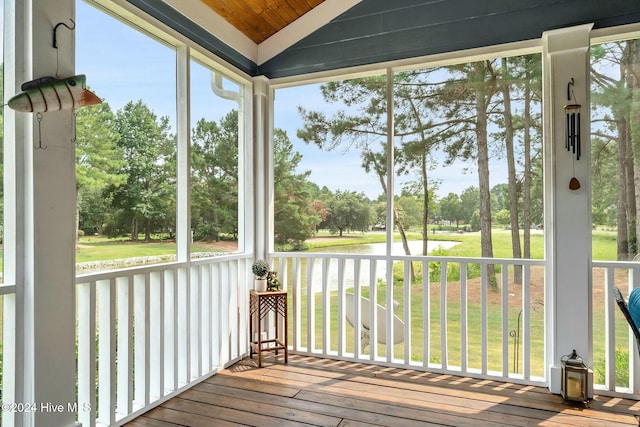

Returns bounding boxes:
[76,236,222,264]
[0,227,620,270]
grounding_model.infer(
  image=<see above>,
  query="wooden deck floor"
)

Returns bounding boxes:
[127,354,640,427]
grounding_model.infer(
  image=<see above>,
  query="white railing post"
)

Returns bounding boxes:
[98,279,116,425]
[440,261,448,369]
[212,263,222,367]
[164,269,178,392]
[501,263,510,378]
[150,271,165,400]
[306,258,316,353]
[2,292,17,427]
[190,266,202,378]
[322,258,330,355]
[353,258,362,359]
[460,262,468,373]
[219,264,230,364]
[481,263,488,375]
[422,260,430,368]
[77,281,96,427]
[292,257,302,352]
[201,264,212,372]
[134,273,150,409]
[522,265,532,381]
[369,259,378,361]
[603,267,616,391]
[403,260,411,365]
[337,258,346,357]
[229,261,241,362]
[177,267,190,385]
[116,275,133,417]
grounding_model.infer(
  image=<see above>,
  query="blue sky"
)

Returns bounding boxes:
[74,1,490,200]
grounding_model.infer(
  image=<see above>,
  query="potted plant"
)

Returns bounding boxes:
[251,259,270,291]
[266,271,281,291]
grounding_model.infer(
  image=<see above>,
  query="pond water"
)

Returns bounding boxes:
[288,240,459,293]
[313,240,458,255]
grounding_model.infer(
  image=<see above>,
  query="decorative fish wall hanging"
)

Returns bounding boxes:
[4,19,102,149]
[7,74,101,113]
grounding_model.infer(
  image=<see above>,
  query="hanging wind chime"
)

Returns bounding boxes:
[565,78,581,190]
[6,19,102,149]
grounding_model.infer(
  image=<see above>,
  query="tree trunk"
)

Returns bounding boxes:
[618,116,631,259]
[131,216,138,241]
[421,150,430,256]
[629,40,640,258]
[522,59,532,260]
[500,58,523,284]
[374,167,416,281]
[406,97,431,256]
[474,61,497,289]
[145,218,152,242]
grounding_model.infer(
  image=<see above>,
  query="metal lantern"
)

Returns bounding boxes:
[561,349,589,405]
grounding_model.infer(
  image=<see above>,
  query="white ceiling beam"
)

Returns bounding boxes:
[257,0,362,65]
[163,0,258,61]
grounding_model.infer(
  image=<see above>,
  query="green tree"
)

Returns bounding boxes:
[440,61,500,287]
[273,129,319,246]
[490,183,510,213]
[191,111,239,241]
[106,100,174,242]
[494,209,512,226]
[519,54,543,260]
[591,40,640,258]
[439,192,463,227]
[591,136,619,226]
[326,190,372,236]
[75,101,125,236]
[396,195,422,230]
[459,187,480,226]
[297,74,438,263]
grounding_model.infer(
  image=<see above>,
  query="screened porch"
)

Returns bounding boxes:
[4,1,640,427]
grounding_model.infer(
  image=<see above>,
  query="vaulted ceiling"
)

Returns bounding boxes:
[199,0,326,44]
[130,0,640,79]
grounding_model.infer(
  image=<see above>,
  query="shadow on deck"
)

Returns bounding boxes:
[127,354,640,426]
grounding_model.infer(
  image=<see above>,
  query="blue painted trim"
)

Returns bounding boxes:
[260,0,640,79]
[126,0,640,79]
[126,0,257,76]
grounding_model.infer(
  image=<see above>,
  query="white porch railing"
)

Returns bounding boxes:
[272,252,548,386]
[3,254,640,426]
[75,254,250,427]
[592,260,640,399]
[0,284,17,427]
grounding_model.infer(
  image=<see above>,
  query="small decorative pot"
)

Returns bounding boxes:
[255,278,267,292]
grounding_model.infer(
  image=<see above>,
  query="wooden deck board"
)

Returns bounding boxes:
[127,355,640,427]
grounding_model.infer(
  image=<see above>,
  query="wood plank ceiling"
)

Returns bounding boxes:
[200,0,325,44]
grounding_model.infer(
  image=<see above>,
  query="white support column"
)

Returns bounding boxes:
[4,0,80,426]
[252,76,271,260]
[385,68,395,362]
[3,1,26,426]
[543,24,593,395]
[176,45,191,263]
[239,81,252,255]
